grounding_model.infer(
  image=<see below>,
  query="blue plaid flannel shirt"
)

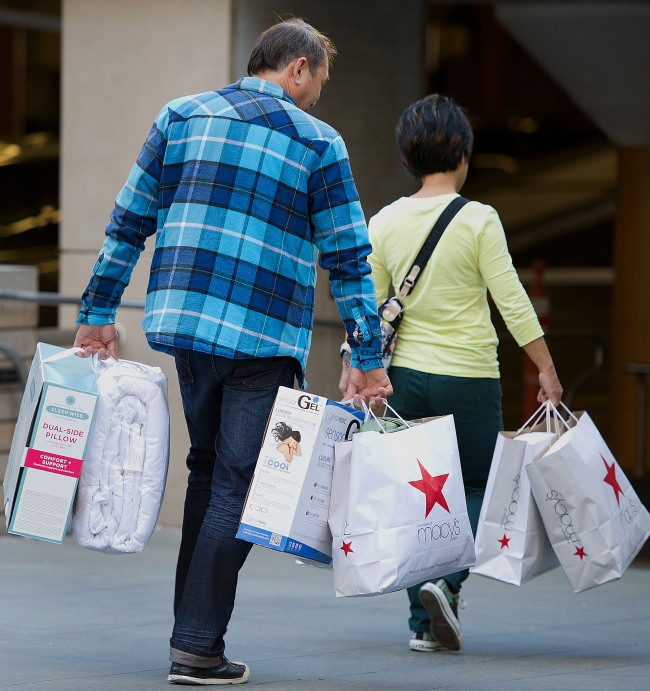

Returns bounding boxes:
[78,78,383,384]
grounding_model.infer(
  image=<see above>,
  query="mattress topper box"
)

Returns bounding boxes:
[3,343,98,543]
[237,387,364,564]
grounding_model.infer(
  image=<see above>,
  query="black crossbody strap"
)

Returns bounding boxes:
[395,196,469,302]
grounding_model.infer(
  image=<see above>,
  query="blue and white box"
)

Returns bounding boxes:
[237,387,364,563]
[3,343,98,543]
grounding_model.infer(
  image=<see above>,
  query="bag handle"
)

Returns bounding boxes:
[367,401,413,434]
[42,347,113,375]
[545,401,561,439]
[341,398,372,424]
[42,346,84,363]
[515,400,571,438]
[543,401,577,454]
[515,402,548,436]
[557,400,580,423]
[341,399,414,433]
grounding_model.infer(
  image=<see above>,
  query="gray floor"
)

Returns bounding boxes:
[1,528,649,690]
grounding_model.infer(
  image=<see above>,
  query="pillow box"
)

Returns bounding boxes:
[3,343,98,543]
[237,387,365,564]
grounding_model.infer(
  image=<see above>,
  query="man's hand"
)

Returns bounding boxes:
[343,366,392,408]
[73,324,118,360]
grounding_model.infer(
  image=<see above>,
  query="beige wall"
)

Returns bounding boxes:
[60,0,233,528]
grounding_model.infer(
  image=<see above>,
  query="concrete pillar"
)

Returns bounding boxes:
[612,147,650,470]
[60,0,233,528]
[0,265,38,531]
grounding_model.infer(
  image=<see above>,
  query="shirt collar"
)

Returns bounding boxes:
[235,77,297,106]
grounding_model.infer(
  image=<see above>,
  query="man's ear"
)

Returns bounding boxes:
[291,56,308,84]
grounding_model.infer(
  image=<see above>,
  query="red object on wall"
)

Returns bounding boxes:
[523,260,550,419]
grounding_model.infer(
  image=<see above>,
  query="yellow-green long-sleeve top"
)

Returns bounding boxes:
[367,193,543,379]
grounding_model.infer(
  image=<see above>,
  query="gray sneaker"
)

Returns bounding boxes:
[409,631,444,652]
[418,579,463,651]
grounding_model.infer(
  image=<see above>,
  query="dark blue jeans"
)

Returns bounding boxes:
[169,349,296,666]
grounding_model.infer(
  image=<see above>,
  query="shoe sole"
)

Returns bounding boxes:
[419,587,463,651]
[409,640,444,652]
[168,663,250,685]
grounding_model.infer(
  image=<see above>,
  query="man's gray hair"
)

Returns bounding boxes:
[247,18,337,76]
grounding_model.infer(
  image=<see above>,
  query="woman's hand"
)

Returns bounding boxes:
[522,336,563,406]
[338,358,351,395]
[343,367,393,409]
[537,366,563,406]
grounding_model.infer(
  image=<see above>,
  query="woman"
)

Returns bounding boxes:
[272,421,303,463]
[345,94,563,653]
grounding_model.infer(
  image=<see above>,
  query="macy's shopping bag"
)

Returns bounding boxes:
[329,413,475,597]
[471,405,559,585]
[526,406,650,593]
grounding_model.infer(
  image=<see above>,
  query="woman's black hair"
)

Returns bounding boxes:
[395,94,474,179]
[272,421,301,443]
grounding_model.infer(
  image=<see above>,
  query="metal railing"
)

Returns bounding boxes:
[0,289,145,388]
[0,289,342,326]
[3,289,606,394]
[0,289,346,389]
[0,341,28,387]
[0,289,145,310]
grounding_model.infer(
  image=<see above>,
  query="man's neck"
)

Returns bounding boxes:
[251,70,290,94]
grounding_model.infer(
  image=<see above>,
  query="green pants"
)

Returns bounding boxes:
[386,366,503,633]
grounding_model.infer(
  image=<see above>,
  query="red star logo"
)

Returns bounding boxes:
[602,455,624,505]
[498,534,510,549]
[408,460,450,517]
[574,546,587,560]
[340,540,354,556]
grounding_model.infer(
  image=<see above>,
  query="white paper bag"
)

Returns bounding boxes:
[526,408,650,593]
[471,417,559,585]
[329,414,475,597]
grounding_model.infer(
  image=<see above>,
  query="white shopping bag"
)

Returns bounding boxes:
[471,404,559,585]
[526,405,650,593]
[329,411,475,597]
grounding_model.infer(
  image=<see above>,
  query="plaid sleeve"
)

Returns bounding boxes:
[309,136,383,371]
[78,106,169,325]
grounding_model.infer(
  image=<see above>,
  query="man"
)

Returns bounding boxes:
[74,18,391,686]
